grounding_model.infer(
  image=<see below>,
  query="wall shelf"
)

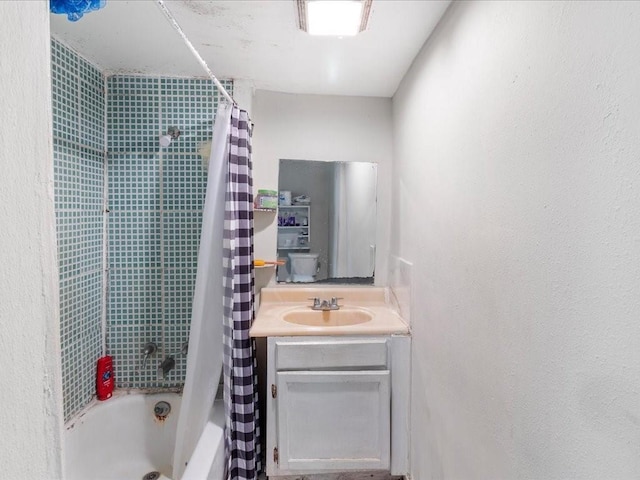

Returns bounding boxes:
[278,204,311,250]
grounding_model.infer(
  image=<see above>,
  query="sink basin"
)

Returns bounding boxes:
[282,308,373,327]
[250,287,410,337]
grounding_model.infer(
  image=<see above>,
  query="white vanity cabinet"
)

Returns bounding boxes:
[265,335,410,477]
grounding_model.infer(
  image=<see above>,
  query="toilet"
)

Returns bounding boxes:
[288,253,319,283]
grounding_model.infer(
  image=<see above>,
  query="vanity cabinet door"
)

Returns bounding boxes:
[275,370,390,472]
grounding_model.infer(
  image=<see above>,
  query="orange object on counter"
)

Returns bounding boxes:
[254,259,285,267]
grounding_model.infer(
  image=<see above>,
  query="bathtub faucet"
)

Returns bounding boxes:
[158,356,176,379]
[141,341,158,370]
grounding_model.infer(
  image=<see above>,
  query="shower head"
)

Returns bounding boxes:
[159,126,181,147]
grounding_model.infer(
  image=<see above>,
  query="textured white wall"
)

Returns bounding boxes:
[393,2,640,478]
[0,2,64,478]
[252,90,393,286]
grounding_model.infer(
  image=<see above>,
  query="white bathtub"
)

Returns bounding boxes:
[65,391,225,480]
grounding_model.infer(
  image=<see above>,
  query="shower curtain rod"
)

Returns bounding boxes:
[155,0,236,106]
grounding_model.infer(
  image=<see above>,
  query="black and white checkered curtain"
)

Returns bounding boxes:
[222,105,260,480]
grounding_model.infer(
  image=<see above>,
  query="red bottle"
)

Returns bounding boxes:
[96,356,114,400]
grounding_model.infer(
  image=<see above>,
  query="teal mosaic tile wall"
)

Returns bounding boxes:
[106,75,232,389]
[53,37,232,420]
[51,39,105,421]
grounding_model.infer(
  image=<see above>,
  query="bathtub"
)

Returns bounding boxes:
[65,391,225,480]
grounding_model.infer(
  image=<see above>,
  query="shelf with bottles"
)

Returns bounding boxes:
[277,205,310,227]
[277,230,310,250]
[278,226,309,232]
[277,204,310,249]
[277,236,310,249]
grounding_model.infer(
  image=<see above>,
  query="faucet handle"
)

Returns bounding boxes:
[158,356,176,380]
[330,297,343,306]
[140,342,158,370]
[307,297,321,308]
[142,341,158,355]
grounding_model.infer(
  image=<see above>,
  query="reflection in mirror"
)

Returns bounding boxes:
[277,159,377,284]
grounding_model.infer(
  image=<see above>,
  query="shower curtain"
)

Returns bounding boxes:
[173,103,259,480]
[222,105,260,480]
[172,102,232,480]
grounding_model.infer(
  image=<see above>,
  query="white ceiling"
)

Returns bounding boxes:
[50,0,450,97]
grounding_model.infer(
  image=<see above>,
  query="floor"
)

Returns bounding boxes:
[260,472,403,480]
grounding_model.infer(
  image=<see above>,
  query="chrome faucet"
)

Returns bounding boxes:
[309,297,342,311]
[141,342,158,370]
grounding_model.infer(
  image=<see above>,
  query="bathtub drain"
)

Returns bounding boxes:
[154,401,171,419]
[142,472,160,480]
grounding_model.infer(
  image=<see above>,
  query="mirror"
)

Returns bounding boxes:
[276,159,377,284]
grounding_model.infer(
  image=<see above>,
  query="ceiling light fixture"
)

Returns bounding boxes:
[296,0,372,37]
